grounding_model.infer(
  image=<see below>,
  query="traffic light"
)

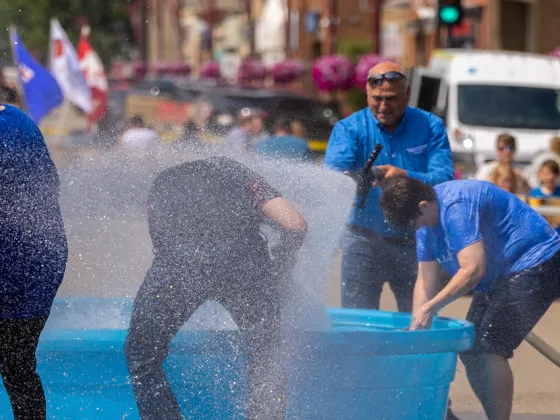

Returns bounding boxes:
[438,0,463,26]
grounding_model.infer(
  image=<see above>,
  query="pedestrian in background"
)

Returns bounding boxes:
[324,61,454,313]
[256,118,314,162]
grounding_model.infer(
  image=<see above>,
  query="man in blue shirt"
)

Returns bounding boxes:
[379,176,560,420]
[324,61,454,312]
[0,104,68,419]
[255,118,314,162]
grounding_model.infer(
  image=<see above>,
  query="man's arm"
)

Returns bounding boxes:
[412,261,445,314]
[323,121,359,172]
[406,117,455,186]
[411,240,486,329]
[263,197,308,271]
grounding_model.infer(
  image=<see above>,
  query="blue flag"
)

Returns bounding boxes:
[10,29,64,124]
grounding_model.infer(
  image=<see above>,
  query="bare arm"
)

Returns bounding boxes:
[426,240,485,313]
[413,261,445,314]
[263,197,308,271]
[262,197,307,231]
[411,240,485,329]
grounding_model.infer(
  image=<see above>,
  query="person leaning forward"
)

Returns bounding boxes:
[324,61,454,312]
[379,176,560,420]
[125,156,307,420]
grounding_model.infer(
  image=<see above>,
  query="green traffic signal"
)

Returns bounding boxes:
[440,5,460,23]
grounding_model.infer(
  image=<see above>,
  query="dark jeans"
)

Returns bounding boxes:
[341,226,417,312]
[0,316,48,420]
[125,256,286,420]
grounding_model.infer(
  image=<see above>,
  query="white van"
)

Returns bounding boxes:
[408,49,560,174]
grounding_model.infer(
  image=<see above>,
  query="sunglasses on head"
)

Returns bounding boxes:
[367,71,407,87]
[498,144,515,152]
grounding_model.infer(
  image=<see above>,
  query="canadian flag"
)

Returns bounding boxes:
[50,18,93,113]
[78,25,109,126]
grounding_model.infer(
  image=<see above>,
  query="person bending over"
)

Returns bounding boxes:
[125,156,307,420]
[379,176,560,420]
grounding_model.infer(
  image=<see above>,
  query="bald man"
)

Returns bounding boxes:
[324,61,454,313]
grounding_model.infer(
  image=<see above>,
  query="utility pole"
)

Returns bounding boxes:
[140,0,148,63]
[328,0,338,54]
[246,0,255,56]
[372,0,382,54]
[205,0,215,54]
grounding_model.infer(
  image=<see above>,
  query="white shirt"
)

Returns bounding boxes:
[120,127,159,150]
[474,161,498,181]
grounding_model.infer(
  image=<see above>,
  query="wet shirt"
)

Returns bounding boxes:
[324,106,454,238]
[147,156,281,261]
[0,105,67,319]
[416,180,560,293]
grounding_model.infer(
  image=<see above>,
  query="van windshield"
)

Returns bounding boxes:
[458,84,560,130]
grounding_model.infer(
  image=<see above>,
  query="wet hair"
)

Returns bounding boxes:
[379,175,437,229]
[540,159,560,176]
[496,133,516,149]
[550,137,560,155]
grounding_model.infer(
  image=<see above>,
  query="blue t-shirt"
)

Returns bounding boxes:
[416,180,560,293]
[530,186,560,198]
[255,135,314,161]
[324,106,454,237]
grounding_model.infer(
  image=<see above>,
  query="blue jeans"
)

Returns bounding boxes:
[340,227,417,312]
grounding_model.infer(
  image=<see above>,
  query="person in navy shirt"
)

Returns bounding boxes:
[380,176,560,420]
[324,61,454,312]
[0,104,68,419]
[529,159,560,198]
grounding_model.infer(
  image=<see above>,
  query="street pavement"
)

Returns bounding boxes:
[324,253,560,419]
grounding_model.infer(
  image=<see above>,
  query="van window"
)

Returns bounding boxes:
[416,76,441,112]
[458,85,560,130]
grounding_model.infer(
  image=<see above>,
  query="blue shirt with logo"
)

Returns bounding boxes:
[416,180,560,293]
[324,106,454,237]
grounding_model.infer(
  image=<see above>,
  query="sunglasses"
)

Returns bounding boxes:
[498,145,515,152]
[367,71,407,87]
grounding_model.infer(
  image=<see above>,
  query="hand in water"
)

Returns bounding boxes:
[410,304,435,330]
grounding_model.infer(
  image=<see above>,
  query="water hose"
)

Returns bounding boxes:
[525,331,560,367]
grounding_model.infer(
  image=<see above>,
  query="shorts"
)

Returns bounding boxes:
[465,251,560,359]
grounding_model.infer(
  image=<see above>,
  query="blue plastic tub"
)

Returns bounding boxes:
[0,298,474,419]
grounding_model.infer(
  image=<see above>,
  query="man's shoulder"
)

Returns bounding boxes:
[337,108,370,126]
[405,106,445,127]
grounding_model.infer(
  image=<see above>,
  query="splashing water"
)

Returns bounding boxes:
[52,143,355,333]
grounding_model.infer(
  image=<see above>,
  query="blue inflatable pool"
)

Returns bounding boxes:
[0,298,474,419]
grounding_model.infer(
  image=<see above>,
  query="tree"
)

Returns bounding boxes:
[0,0,132,66]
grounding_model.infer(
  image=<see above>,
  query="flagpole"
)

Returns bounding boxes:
[49,19,71,144]
[8,25,30,114]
